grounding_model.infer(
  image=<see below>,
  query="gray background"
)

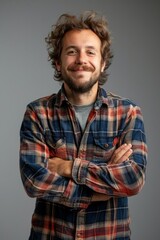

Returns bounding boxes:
[0,0,159,239]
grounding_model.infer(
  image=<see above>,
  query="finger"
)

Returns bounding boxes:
[116,143,132,159]
[92,193,111,201]
[111,144,131,159]
[114,148,133,164]
[114,143,132,155]
[110,144,132,164]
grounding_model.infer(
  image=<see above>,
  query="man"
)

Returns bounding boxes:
[20,11,147,239]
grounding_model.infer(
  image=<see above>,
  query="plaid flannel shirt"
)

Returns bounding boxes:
[20,86,147,239]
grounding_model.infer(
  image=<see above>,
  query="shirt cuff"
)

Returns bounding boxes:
[72,158,89,184]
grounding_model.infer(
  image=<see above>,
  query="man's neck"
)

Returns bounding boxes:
[64,83,98,106]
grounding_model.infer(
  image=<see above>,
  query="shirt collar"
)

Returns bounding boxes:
[53,85,114,108]
[94,87,114,109]
[53,85,69,107]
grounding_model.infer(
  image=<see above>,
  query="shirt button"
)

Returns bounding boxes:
[104,143,109,148]
[77,233,82,238]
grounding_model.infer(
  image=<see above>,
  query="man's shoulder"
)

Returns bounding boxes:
[107,92,137,107]
[27,93,57,109]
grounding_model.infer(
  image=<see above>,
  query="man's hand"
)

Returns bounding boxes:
[48,157,73,178]
[92,144,133,202]
[109,143,133,165]
[92,192,111,202]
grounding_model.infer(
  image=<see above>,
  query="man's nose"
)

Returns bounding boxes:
[75,52,87,65]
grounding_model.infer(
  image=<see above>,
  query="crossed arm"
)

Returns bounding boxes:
[47,143,133,201]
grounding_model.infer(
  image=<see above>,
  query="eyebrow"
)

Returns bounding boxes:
[64,46,97,51]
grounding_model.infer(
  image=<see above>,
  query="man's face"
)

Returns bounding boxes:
[56,29,105,94]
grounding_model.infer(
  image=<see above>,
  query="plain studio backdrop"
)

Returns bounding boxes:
[0,0,159,239]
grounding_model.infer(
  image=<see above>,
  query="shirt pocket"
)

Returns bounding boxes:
[93,135,120,164]
[44,130,68,159]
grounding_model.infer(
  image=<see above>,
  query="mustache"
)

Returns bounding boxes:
[68,65,94,72]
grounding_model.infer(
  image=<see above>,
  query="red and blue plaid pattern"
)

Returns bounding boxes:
[20,87,147,239]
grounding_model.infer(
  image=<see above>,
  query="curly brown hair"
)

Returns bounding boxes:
[45,11,113,85]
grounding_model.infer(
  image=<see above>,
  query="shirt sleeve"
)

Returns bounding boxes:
[20,104,93,208]
[72,105,147,197]
[20,104,69,199]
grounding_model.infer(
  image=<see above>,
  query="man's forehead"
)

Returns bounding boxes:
[62,29,101,48]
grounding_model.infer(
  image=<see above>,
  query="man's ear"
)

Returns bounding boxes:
[55,61,61,72]
[101,62,106,72]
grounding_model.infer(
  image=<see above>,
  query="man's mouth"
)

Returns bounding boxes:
[68,66,94,72]
[73,68,85,71]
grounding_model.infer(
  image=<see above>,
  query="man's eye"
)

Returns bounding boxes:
[67,50,77,55]
[87,51,96,55]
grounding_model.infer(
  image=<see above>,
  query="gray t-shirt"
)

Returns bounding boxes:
[73,103,94,131]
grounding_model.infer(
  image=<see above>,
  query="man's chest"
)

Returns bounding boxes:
[43,109,121,163]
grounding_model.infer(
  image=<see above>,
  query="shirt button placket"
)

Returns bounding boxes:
[75,209,85,240]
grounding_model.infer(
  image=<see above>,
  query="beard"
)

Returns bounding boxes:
[63,75,99,94]
[61,65,101,94]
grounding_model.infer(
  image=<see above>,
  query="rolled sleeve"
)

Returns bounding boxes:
[72,158,89,184]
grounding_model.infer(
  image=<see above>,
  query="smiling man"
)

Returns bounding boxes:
[58,29,105,99]
[20,12,147,240]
